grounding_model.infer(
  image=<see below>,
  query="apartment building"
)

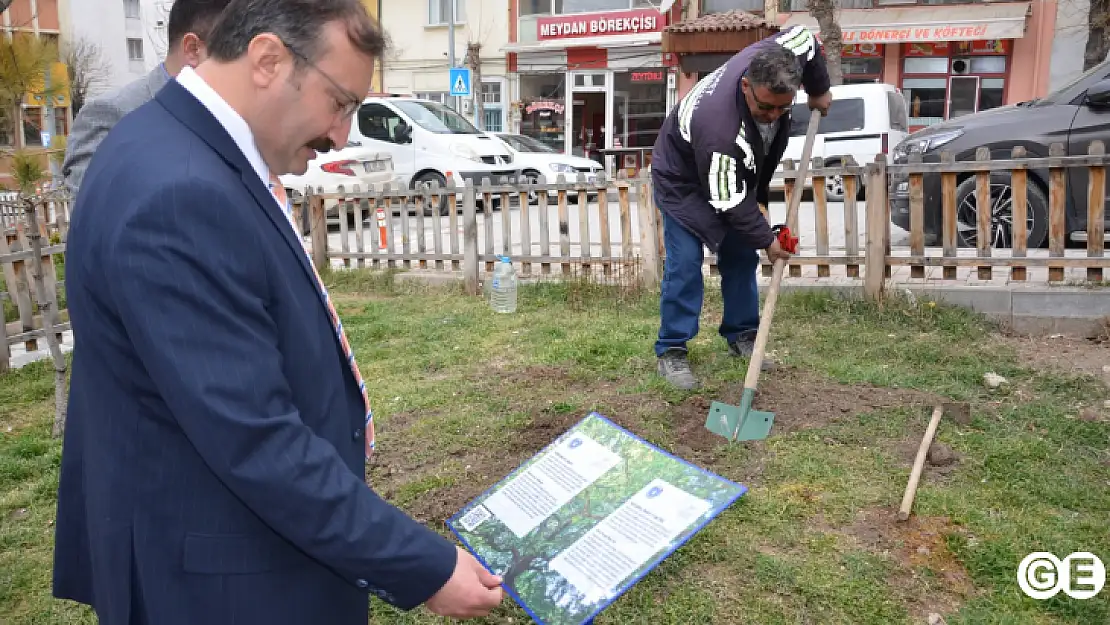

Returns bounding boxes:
[1,0,70,181]
[379,0,511,132]
[61,0,165,96]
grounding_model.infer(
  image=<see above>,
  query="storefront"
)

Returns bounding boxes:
[781,1,1054,132]
[504,2,680,174]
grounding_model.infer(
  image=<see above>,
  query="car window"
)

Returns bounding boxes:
[357,104,406,144]
[886,91,909,132]
[392,100,482,134]
[789,97,866,136]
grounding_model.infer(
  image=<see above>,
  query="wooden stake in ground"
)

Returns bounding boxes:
[23,195,68,437]
[897,404,944,522]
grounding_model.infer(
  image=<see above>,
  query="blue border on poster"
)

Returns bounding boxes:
[445,411,748,625]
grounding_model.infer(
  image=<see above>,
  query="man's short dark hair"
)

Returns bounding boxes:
[166,0,233,50]
[748,45,803,94]
[204,0,386,67]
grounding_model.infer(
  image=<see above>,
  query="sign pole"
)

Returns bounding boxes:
[447,0,456,112]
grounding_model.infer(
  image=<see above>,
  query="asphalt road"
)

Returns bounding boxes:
[326,198,912,258]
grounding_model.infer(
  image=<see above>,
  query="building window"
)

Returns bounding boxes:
[481,80,505,132]
[900,40,1010,130]
[22,107,43,147]
[428,0,465,25]
[522,0,658,15]
[124,0,140,19]
[54,108,69,137]
[415,91,449,104]
[127,38,144,61]
[518,73,566,152]
[702,0,763,13]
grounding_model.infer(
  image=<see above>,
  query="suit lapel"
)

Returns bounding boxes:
[153,80,333,314]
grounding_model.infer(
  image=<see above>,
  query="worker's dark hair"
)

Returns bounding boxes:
[747,44,804,94]
[166,0,232,51]
[203,0,386,67]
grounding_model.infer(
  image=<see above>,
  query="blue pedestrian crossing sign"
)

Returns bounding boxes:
[449,67,471,97]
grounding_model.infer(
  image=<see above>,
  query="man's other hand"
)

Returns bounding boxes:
[764,238,792,263]
[808,91,832,116]
[425,547,504,618]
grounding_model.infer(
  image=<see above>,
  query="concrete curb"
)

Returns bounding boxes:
[392,271,1109,338]
[754,282,1109,337]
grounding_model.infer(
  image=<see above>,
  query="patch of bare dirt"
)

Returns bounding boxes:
[819,508,977,621]
[370,365,945,525]
[893,438,963,483]
[993,333,1109,385]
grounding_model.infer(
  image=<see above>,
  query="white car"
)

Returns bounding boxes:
[279,146,396,229]
[492,133,603,204]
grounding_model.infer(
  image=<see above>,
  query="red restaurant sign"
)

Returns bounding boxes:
[537,8,664,41]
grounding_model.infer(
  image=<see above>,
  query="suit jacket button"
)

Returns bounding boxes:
[352,428,362,440]
[356,579,368,589]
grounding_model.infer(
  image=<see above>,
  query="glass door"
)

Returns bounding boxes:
[565,71,613,165]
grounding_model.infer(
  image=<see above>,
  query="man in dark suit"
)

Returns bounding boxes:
[61,0,231,193]
[52,1,504,623]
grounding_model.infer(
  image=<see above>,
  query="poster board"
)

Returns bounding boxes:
[446,412,746,625]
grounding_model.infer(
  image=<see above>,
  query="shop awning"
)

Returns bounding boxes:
[502,32,661,53]
[780,2,1031,44]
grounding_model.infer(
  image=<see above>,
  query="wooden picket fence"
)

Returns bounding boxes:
[0,192,70,372]
[300,140,1110,297]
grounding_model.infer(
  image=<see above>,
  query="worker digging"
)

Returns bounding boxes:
[649,25,832,391]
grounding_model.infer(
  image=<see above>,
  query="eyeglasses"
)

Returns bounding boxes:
[284,41,362,118]
[743,72,794,114]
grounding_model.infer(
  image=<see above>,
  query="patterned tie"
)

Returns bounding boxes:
[268,175,376,458]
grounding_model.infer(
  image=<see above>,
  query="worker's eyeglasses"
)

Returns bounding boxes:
[748,86,793,114]
[283,41,362,118]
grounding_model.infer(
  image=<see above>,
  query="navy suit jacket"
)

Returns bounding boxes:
[52,78,457,625]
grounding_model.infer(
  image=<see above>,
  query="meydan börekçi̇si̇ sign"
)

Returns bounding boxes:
[537,8,664,41]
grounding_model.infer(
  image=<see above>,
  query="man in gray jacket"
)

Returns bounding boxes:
[62,0,230,193]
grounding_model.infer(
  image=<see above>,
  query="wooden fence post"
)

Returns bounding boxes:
[1087,140,1105,283]
[462,182,479,296]
[636,170,660,287]
[23,196,68,437]
[864,155,889,300]
[309,193,329,271]
[1048,142,1067,282]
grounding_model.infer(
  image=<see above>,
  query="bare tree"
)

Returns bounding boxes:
[1086,0,1110,70]
[62,37,112,115]
[465,42,483,129]
[808,0,844,86]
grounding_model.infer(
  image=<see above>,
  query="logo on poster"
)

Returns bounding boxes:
[646,486,663,498]
[569,438,583,449]
[1017,552,1105,600]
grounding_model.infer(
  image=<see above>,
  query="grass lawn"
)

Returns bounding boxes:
[2,269,1108,624]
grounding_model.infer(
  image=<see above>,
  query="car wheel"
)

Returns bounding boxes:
[414,172,450,216]
[954,173,1049,249]
[820,159,865,203]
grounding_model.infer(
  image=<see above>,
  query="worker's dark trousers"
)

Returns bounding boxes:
[654,208,761,358]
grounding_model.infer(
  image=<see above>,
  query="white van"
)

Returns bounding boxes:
[771,82,909,202]
[350,96,520,214]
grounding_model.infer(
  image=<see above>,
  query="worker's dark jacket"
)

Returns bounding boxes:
[650,25,831,252]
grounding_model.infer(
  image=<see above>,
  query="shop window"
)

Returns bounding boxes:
[519,73,566,152]
[415,91,449,104]
[969,56,1006,74]
[520,0,551,15]
[979,78,1005,111]
[702,0,763,13]
[902,78,947,127]
[903,57,948,74]
[612,69,667,149]
[428,0,465,25]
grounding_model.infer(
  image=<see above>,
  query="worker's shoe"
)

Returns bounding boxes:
[657,348,699,390]
[728,334,775,371]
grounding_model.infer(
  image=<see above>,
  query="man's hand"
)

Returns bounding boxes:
[808,90,832,117]
[764,238,792,263]
[425,547,504,618]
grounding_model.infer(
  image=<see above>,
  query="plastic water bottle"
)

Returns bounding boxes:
[490,255,518,313]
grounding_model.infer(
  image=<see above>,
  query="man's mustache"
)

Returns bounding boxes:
[306,137,334,152]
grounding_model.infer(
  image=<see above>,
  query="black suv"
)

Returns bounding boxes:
[888,58,1110,248]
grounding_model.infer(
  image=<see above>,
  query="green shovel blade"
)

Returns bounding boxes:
[705,389,776,441]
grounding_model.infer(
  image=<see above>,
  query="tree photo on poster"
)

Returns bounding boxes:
[448,414,745,625]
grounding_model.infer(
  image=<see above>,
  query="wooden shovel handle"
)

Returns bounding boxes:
[898,405,944,522]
